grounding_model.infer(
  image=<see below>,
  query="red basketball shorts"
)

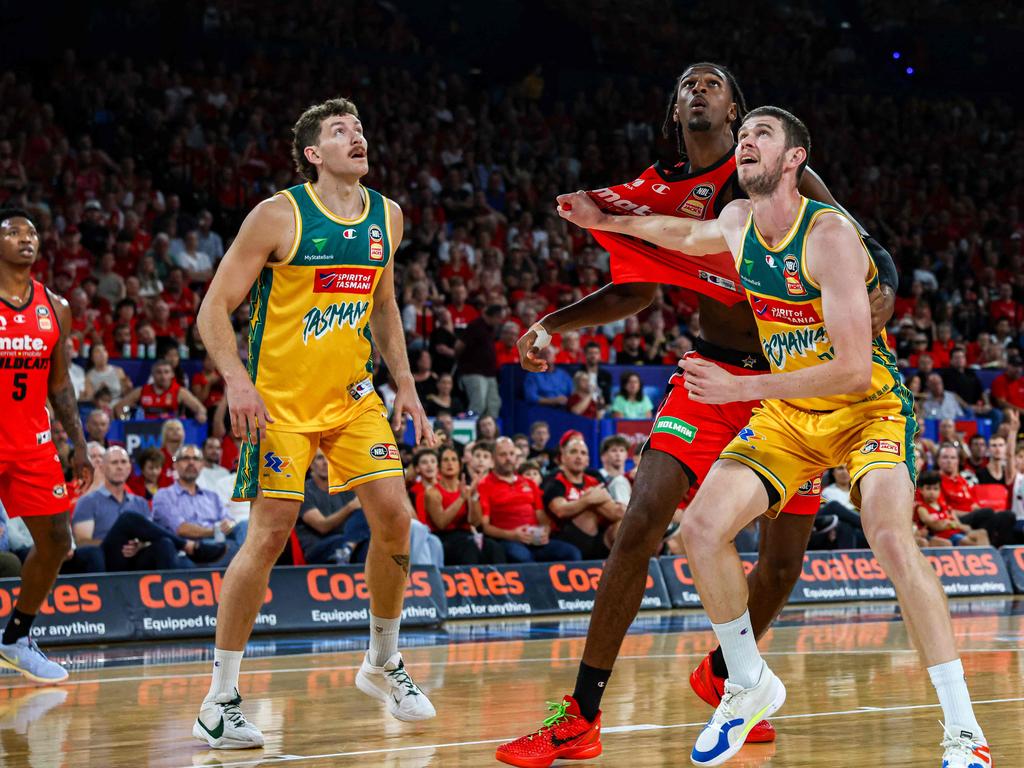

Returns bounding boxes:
[645,351,820,516]
[0,446,71,518]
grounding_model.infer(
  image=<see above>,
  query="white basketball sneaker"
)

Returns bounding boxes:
[192,689,265,749]
[355,651,436,722]
[691,663,786,766]
[940,723,993,767]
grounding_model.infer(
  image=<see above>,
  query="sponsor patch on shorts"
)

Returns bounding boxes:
[797,477,822,496]
[652,416,698,443]
[369,443,400,460]
[53,484,66,498]
[861,439,901,456]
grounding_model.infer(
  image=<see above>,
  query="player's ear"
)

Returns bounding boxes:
[303,145,320,167]
[788,146,807,170]
[727,103,737,125]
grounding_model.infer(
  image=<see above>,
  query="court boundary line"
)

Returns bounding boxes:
[174,696,1024,767]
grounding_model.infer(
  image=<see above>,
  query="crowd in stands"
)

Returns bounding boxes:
[1,1,1024,577]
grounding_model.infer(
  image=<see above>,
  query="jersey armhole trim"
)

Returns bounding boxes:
[272,190,302,268]
[800,207,852,292]
[382,195,395,258]
[42,286,63,334]
[735,215,753,272]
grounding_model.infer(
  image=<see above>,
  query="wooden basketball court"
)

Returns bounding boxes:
[1,598,1021,767]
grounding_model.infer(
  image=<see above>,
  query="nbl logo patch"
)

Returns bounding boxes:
[369,443,400,461]
[676,183,715,219]
[368,224,384,261]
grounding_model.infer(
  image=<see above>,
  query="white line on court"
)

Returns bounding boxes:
[172,696,1024,767]
[2,646,1020,691]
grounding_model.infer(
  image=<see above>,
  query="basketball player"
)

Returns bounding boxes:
[556,107,990,767]
[497,63,896,766]
[0,208,92,683]
[193,98,436,749]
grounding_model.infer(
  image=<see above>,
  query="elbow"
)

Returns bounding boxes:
[847,361,873,393]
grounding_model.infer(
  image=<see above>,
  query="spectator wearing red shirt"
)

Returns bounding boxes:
[567,370,604,419]
[447,278,479,335]
[988,283,1021,326]
[579,329,611,363]
[577,342,612,403]
[160,267,198,320]
[494,321,520,368]
[991,351,1024,411]
[126,447,167,502]
[914,471,989,545]
[555,330,584,364]
[407,449,439,526]
[191,353,225,414]
[115,360,207,422]
[438,244,475,291]
[423,446,505,565]
[542,436,623,560]
[479,437,581,562]
[936,443,1016,546]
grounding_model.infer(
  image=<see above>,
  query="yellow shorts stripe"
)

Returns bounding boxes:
[330,467,406,493]
[720,451,788,511]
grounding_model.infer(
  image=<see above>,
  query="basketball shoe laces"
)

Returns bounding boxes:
[385,663,421,697]
[220,695,250,729]
[939,721,990,764]
[713,682,751,726]
[527,700,576,740]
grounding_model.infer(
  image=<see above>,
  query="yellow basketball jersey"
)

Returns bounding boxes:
[735,197,910,413]
[246,182,393,431]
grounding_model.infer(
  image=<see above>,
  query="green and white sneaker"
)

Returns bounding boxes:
[355,651,436,722]
[0,637,69,684]
[193,689,264,749]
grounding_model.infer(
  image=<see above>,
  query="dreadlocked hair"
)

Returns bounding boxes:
[661,62,749,161]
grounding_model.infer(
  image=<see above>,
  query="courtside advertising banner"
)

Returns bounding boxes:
[1002,546,1024,593]
[0,565,446,646]
[660,547,1013,608]
[441,559,671,619]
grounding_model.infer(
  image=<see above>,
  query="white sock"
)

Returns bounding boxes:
[369,613,400,667]
[928,659,983,740]
[711,610,765,689]
[205,648,244,703]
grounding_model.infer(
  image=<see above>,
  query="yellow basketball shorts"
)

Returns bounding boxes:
[719,394,917,516]
[233,395,405,502]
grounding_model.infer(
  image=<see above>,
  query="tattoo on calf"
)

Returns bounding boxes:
[391,554,410,574]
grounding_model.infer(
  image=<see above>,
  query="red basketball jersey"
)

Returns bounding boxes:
[587,150,745,306]
[0,281,61,457]
[139,379,181,419]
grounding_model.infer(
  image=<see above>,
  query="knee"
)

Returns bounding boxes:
[38,520,73,559]
[246,519,293,560]
[752,551,804,594]
[863,519,915,575]
[616,496,676,551]
[679,508,726,554]
[371,505,411,547]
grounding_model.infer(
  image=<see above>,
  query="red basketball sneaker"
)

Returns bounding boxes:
[690,653,777,743]
[495,696,602,767]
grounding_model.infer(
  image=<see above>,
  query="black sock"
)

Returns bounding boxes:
[573,662,611,722]
[2,609,36,645]
[710,646,729,679]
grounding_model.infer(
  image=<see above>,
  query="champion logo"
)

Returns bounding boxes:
[343,229,357,240]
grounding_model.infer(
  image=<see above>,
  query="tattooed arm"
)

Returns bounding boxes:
[47,291,92,488]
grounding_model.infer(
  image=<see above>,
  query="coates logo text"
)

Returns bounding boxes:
[314,268,375,295]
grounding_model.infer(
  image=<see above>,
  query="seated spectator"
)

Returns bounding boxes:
[479,437,581,563]
[976,413,1018,485]
[495,322,521,367]
[991,351,1024,411]
[922,373,965,421]
[296,452,366,564]
[543,436,624,560]
[424,446,505,565]
[71,446,224,572]
[196,437,231,491]
[523,346,573,406]
[512,433,531,459]
[175,229,213,285]
[815,466,868,549]
[0,506,22,578]
[937,442,1016,546]
[476,414,499,442]
[116,359,207,422]
[936,419,969,462]
[153,445,248,566]
[127,447,166,503]
[518,460,543,487]
[555,330,584,364]
[157,418,186,486]
[456,303,504,418]
[84,409,113,449]
[424,372,465,417]
[191,353,225,417]
[915,471,989,546]
[963,434,989,479]
[83,344,133,402]
[466,440,495,482]
[527,420,553,469]
[598,435,632,505]
[942,346,1001,426]
[567,370,604,418]
[614,332,646,366]
[578,341,612,403]
[408,449,440,525]
[411,348,438,400]
[610,372,653,418]
[67,338,86,399]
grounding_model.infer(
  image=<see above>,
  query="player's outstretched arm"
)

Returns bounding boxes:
[369,200,434,447]
[47,292,91,488]
[555,190,732,255]
[683,215,872,404]
[197,197,288,440]
[518,282,657,372]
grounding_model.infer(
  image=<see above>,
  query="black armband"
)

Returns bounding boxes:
[863,235,898,291]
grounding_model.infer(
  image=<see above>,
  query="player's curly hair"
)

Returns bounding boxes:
[661,62,748,159]
[0,207,35,226]
[291,97,360,182]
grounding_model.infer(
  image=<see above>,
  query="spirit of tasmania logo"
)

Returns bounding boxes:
[314,268,375,294]
[302,301,369,344]
[762,326,829,369]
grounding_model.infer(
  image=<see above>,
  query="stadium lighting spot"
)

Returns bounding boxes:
[892,51,901,59]
[905,66,914,75]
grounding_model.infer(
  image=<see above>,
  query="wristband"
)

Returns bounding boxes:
[531,322,552,349]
